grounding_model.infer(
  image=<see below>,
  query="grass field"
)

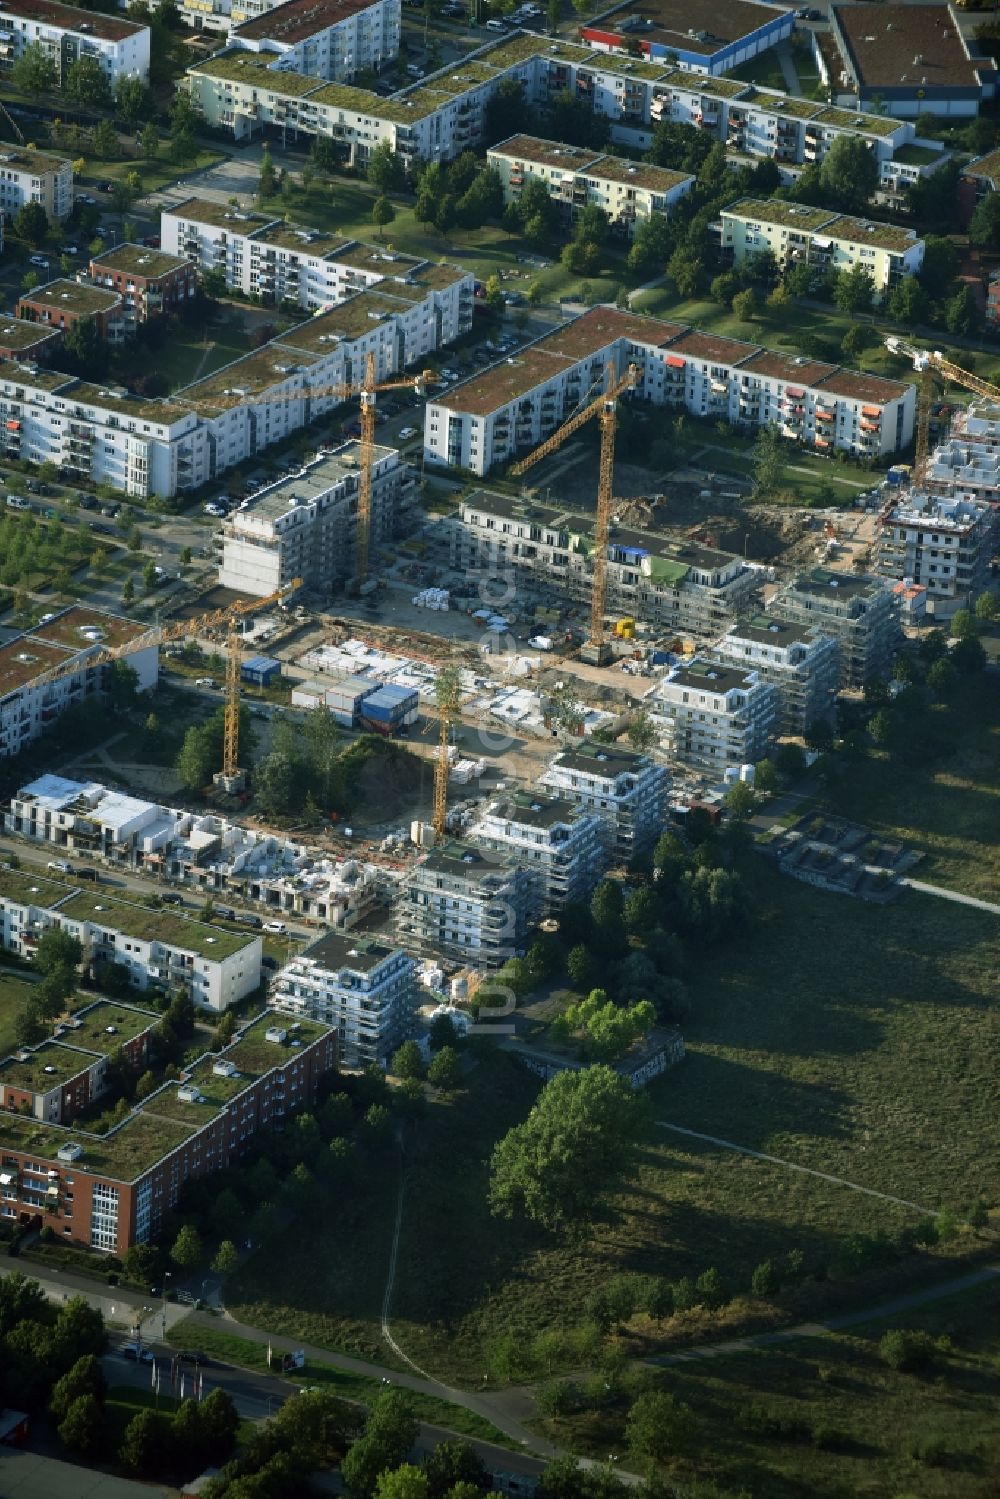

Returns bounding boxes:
[226,865,999,1388]
[539,1280,1000,1496]
[0,970,37,1058]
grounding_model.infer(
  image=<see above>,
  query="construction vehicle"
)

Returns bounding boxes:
[432,664,461,843]
[886,337,1000,473]
[510,362,640,664]
[36,580,302,792]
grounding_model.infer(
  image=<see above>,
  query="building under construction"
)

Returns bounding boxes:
[472,791,605,913]
[393,841,536,969]
[446,492,758,642]
[768,568,901,689]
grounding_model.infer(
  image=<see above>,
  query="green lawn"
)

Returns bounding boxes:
[0,971,37,1058]
[538,1281,1000,1497]
[76,148,227,197]
[726,49,787,91]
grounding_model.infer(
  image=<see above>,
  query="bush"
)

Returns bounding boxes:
[535,1379,586,1418]
[879,1328,936,1373]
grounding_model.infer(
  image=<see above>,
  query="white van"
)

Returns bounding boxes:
[6,495,30,510]
[47,859,72,874]
[406,62,425,77]
[263,920,287,935]
[485,16,506,29]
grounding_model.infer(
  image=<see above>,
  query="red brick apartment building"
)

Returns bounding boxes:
[15,279,124,343]
[88,243,197,327]
[0,1000,158,1125]
[0,1014,335,1252]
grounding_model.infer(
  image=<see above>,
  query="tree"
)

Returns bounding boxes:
[626,1390,695,1463]
[116,73,150,124]
[627,212,672,278]
[342,1390,418,1499]
[944,284,978,336]
[886,275,929,327]
[975,590,998,622]
[724,780,756,820]
[422,1441,488,1499]
[819,134,878,212]
[952,634,986,673]
[171,1223,202,1270]
[375,1466,429,1499]
[554,992,656,1062]
[372,194,396,241]
[833,263,875,316]
[140,121,160,159]
[918,234,959,300]
[969,190,1000,251]
[65,55,112,108]
[666,245,705,299]
[12,40,58,93]
[180,545,192,566]
[258,147,277,201]
[119,1409,165,1475]
[428,1012,459,1052]
[754,758,778,795]
[368,141,407,193]
[880,1328,935,1373]
[63,317,106,378]
[427,1045,462,1092]
[14,201,49,248]
[731,287,759,323]
[626,710,656,752]
[391,1040,425,1080]
[212,1239,239,1275]
[51,1354,107,1423]
[176,722,216,792]
[108,658,140,711]
[751,421,785,501]
[58,1393,104,1457]
[35,928,82,976]
[926,656,959,698]
[489,1065,649,1230]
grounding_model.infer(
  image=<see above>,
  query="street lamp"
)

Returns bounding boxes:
[161,1271,171,1339]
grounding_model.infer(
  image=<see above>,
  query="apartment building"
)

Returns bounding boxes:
[449,490,758,641]
[713,614,840,733]
[769,567,901,688]
[0,313,62,364]
[873,492,995,612]
[655,657,779,771]
[88,244,197,328]
[182,27,941,180]
[472,790,606,913]
[425,307,915,475]
[270,931,415,1066]
[581,0,793,76]
[394,842,535,969]
[539,742,668,861]
[719,198,924,303]
[219,441,415,597]
[828,3,993,119]
[0,0,150,85]
[0,1012,335,1251]
[161,200,473,334]
[0,146,73,223]
[924,433,1000,504]
[16,279,124,343]
[7,772,383,927]
[0,607,158,762]
[0,867,262,1012]
[0,1000,158,1125]
[487,134,693,237]
[231,0,399,80]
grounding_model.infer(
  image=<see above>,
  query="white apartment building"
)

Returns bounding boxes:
[220,441,415,597]
[425,306,915,475]
[0,607,158,762]
[394,842,535,969]
[161,199,474,334]
[873,492,995,613]
[0,146,73,224]
[270,931,415,1066]
[472,790,605,913]
[0,0,150,85]
[925,433,1000,505]
[487,134,693,237]
[713,614,840,734]
[539,742,668,861]
[0,868,262,1013]
[719,198,924,303]
[182,29,944,179]
[230,0,399,79]
[769,567,901,688]
[449,490,758,641]
[655,658,780,772]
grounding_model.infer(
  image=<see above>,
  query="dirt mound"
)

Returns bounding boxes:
[342,737,428,826]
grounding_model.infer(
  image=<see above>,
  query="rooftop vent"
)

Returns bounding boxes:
[57,1142,83,1163]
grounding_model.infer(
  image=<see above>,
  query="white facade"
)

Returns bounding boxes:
[655,657,780,771]
[394,842,535,968]
[0,0,150,84]
[873,491,995,611]
[0,608,158,761]
[0,147,73,224]
[769,568,901,688]
[472,791,606,912]
[220,442,416,597]
[270,932,415,1066]
[720,198,925,304]
[713,614,840,733]
[230,0,400,79]
[539,743,668,861]
[425,306,915,476]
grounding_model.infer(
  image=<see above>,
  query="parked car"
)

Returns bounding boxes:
[97,180,114,193]
[122,1344,154,1363]
[28,254,49,268]
[76,492,97,509]
[194,677,217,689]
[47,859,72,874]
[214,905,235,921]
[177,1350,208,1366]
[6,495,30,510]
[88,520,113,534]
[161,892,184,905]
[60,244,79,256]
[77,867,99,881]
[204,501,227,517]
[399,426,418,440]
[236,912,263,928]
[263,920,287,935]
[75,193,97,206]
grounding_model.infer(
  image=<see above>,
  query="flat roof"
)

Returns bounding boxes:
[741,349,838,386]
[832,3,985,92]
[0,1109,197,1180]
[224,1012,331,1074]
[552,741,651,777]
[810,105,902,138]
[91,243,193,279]
[0,636,74,697]
[61,381,179,426]
[667,327,757,366]
[585,0,788,55]
[248,220,351,257]
[0,315,64,352]
[0,868,74,910]
[30,606,149,653]
[301,930,400,972]
[438,347,573,417]
[18,279,121,316]
[491,134,600,170]
[176,343,321,413]
[728,612,818,647]
[667,658,755,693]
[584,154,692,193]
[0,1039,100,1093]
[657,67,748,99]
[234,440,395,519]
[0,144,73,176]
[234,0,381,40]
[787,566,883,600]
[737,86,822,121]
[815,368,910,403]
[168,198,277,234]
[275,288,409,344]
[55,891,258,961]
[419,841,518,884]
[190,50,323,96]
[64,1000,159,1054]
[543,306,684,360]
[487,790,583,829]
[0,0,144,40]
[490,138,692,197]
[723,196,835,233]
[964,147,1000,188]
[824,214,918,254]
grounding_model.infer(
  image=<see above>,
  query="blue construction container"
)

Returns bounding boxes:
[360,684,419,726]
[241,655,281,687]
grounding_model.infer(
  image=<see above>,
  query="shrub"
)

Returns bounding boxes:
[880,1328,936,1373]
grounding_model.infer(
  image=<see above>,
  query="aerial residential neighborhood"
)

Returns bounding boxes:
[0,0,996,1492]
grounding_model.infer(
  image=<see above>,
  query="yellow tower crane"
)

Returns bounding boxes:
[510,362,640,663]
[886,336,1000,472]
[432,663,462,844]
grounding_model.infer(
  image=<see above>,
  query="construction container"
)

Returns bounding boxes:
[323,675,378,727]
[291,681,327,710]
[242,654,282,687]
[360,684,419,732]
[410,821,436,848]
